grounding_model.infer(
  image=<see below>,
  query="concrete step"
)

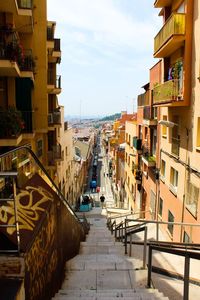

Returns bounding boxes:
[53,288,168,299]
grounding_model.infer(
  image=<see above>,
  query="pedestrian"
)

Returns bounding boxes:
[100,194,105,208]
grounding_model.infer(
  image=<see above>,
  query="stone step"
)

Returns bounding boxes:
[53,288,168,299]
[79,245,124,255]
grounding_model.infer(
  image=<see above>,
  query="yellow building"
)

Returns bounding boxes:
[0,0,61,181]
[153,0,200,242]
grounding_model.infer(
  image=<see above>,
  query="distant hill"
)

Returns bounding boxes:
[100,113,121,121]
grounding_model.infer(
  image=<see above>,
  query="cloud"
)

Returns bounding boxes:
[48,0,160,52]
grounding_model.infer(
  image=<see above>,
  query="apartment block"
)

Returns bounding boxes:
[152,0,200,242]
[0,0,62,182]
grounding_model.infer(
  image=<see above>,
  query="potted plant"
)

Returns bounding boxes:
[0,106,25,138]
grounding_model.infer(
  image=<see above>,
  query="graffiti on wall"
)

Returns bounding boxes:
[0,185,54,234]
[25,207,58,300]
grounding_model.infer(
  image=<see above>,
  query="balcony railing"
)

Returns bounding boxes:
[56,75,61,89]
[48,110,61,125]
[153,79,181,104]
[142,147,156,167]
[17,0,33,9]
[171,137,180,157]
[143,106,152,120]
[53,144,62,160]
[54,39,60,51]
[154,13,185,54]
[64,121,68,131]
[137,90,150,107]
[20,49,35,72]
[21,111,34,133]
[47,25,54,41]
[133,137,142,150]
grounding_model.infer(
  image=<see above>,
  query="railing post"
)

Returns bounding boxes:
[125,219,127,254]
[156,222,159,241]
[143,226,147,269]
[115,222,117,240]
[183,255,190,300]
[147,245,152,288]
[129,233,132,257]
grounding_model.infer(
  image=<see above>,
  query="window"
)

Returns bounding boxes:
[168,210,174,236]
[37,139,43,157]
[162,115,167,137]
[160,160,166,180]
[170,167,178,195]
[153,107,157,119]
[65,146,68,157]
[152,129,157,156]
[150,190,156,219]
[159,198,163,217]
[196,117,200,149]
[185,182,199,218]
[171,116,180,156]
[183,231,190,243]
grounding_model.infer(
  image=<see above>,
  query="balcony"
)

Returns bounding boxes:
[153,79,183,105]
[20,49,35,80]
[154,13,185,58]
[15,0,34,33]
[48,110,61,127]
[47,72,62,94]
[137,90,150,107]
[133,137,142,151]
[143,106,157,126]
[48,144,63,165]
[0,108,24,146]
[154,0,172,7]
[47,22,56,49]
[142,154,156,168]
[0,29,21,76]
[64,121,68,131]
[48,39,61,63]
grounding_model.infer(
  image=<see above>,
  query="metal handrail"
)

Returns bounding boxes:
[147,244,200,300]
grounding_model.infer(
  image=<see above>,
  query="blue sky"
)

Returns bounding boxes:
[47,0,162,117]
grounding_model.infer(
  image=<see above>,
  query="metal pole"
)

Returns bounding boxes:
[183,255,190,300]
[147,246,152,288]
[156,222,159,241]
[143,226,147,269]
[129,233,132,257]
[125,220,127,254]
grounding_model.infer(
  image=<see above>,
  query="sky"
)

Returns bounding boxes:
[47,0,161,117]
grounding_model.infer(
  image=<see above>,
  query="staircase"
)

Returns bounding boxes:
[52,208,168,300]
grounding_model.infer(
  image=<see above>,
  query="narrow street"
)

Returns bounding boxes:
[85,134,114,208]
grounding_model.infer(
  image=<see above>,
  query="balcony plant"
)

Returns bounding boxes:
[0,107,25,138]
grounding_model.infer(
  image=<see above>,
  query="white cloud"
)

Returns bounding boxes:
[48,0,160,51]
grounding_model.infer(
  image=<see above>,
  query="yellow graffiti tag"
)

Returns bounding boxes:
[0,185,54,234]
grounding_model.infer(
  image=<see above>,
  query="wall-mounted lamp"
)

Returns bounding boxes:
[158,120,178,128]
